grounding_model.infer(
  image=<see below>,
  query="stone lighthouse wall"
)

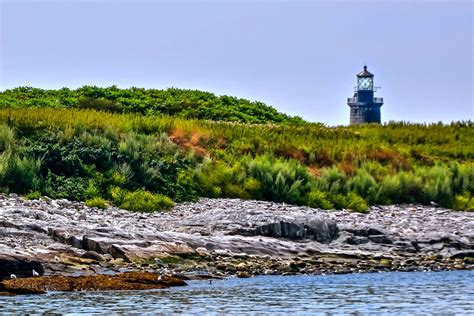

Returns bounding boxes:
[350,106,381,124]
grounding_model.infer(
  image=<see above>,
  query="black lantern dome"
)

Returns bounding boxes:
[356,65,374,78]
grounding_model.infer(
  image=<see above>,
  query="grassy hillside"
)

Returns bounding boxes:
[0,106,472,212]
[0,86,304,124]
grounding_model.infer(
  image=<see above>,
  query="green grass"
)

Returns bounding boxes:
[0,103,472,212]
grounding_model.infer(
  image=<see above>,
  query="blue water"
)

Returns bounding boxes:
[1,271,473,315]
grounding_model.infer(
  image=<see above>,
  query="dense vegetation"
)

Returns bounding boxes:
[0,87,472,212]
[0,86,304,124]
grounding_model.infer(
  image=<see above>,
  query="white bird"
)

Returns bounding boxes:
[32,269,39,277]
[157,275,163,283]
[10,274,17,279]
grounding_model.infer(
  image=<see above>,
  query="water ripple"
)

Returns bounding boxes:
[1,271,473,314]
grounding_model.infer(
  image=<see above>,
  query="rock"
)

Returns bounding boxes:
[368,235,393,244]
[254,219,338,243]
[237,271,251,278]
[0,196,472,277]
[463,257,474,264]
[276,264,292,273]
[214,249,231,256]
[0,254,44,280]
[0,272,186,295]
[236,262,247,271]
[451,251,474,259]
[195,247,209,256]
[344,227,386,237]
[81,251,105,262]
[345,236,369,245]
[78,212,87,221]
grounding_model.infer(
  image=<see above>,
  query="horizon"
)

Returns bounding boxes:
[1,0,472,125]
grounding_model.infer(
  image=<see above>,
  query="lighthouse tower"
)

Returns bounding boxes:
[347,65,383,124]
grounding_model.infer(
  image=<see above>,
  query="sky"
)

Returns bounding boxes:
[0,0,472,125]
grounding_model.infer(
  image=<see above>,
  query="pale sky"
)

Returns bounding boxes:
[1,0,473,125]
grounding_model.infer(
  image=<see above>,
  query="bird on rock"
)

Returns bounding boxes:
[10,274,17,279]
[32,269,40,277]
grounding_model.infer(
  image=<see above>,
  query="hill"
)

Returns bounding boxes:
[0,86,304,124]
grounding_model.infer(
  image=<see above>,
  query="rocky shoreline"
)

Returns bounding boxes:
[1,195,473,294]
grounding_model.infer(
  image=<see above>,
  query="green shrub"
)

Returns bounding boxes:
[0,152,41,193]
[307,190,334,209]
[345,192,369,213]
[453,193,474,211]
[420,165,453,206]
[244,154,310,204]
[120,189,174,212]
[77,97,124,113]
[326,192,368,213]
[109,186,127,205]
[85,197,108,209]
[398,172,424,203]
[314,167,346,194]
[194,159,232,198]
[330,194,349,209]
[346,169,379,204]
[25,191,41,200]
[42,173,89,200]
[0,124,15,152]
[377,175,401,204]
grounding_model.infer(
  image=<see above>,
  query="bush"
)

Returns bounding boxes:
[0,124,15,152]
[0,152,41,193]
[346,169,379,204]
[453,193,474,211]
[119,189,174,212]
[345,192,369,213]
[326,192,369,213]
[244,154,311,204]
[77,97,124,113]
[85,197,108,209]
[42,173,89,200]
[109,186,127,205]
[420,165,453,206]
[25,191,42,200]
[307,190,334,209]
[314,167,346,195]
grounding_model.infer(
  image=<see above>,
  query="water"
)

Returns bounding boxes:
[1,271,473,315]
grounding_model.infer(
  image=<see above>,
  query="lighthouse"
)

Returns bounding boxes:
[347,65,383,124]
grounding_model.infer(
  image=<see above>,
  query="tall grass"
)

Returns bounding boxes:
[0,108,472,211]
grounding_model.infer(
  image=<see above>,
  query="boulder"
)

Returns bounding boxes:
[344,227,386,237]
[0,254,44,280]
[253,219,338,243]
[450,251,474,259]
[345,236,369,245]
[368,235,393,244]
[81,251,105,262]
